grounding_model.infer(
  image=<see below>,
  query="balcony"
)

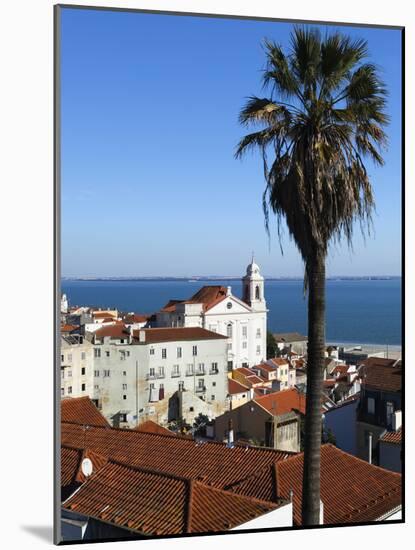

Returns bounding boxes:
[195,386,206,393]
[195,370,206,376]
[171,372,181,378]
[146,374,156,380]
[186,371,195,377]
[209,369,219,375]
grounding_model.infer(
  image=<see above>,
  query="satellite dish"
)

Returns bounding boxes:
[81,457,93,477]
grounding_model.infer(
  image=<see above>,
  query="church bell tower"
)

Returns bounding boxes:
[242,256,266,310]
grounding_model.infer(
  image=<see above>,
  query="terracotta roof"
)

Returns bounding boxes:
[123,313,149,324]
[255,389,306,416]
[188,286,228,311]
[93,311,118,319]
[360,362,402,393]
[134,327,228,343]
[230,444,402,525]
[332,365,350,376]
[61,445,108,489]
[61,397,110,428]
[380,427,402,445]
[268,358,289,367]
[323,379,336,389]
[93,324,130,340]
[255,362,276,373]
[61,423,291,490]
[134,420,176,436]
[62,460,279,535]
[228,379,250,395]
[160,299,184,313]
[61,324,79,333]
[362,357,399,368]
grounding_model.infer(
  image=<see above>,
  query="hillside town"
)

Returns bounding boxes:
[60,259,402,540]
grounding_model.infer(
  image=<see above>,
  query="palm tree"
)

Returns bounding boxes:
[236,27,388,525]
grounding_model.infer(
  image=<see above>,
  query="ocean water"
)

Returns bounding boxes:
[61,278,402,346]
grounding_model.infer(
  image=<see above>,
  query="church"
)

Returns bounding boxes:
[156,258,268,370]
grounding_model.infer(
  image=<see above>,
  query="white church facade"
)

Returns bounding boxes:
[156,259,268,370]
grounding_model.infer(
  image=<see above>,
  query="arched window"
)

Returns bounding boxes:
[227,323,233,338]
[255,285,260,300]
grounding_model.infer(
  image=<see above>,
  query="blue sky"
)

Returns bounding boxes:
[60,8,402,278]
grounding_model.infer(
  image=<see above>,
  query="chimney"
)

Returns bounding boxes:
[368,432,373,464]
[249,388,254,400]
[227,418,234,448]
[319,500,324,525]
[226,286,232,297]
[128,325,134,344]
[392,410,402,432]
[139,330,146,343]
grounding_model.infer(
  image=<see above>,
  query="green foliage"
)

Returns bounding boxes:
[266,331,278,358]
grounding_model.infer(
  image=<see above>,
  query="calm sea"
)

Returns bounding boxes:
[61,278,402,346]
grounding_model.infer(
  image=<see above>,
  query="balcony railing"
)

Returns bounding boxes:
[196,386,206,393]
[186,371,195,377]
[171,372,181,378]
[209,369,219,375]
[195,370,206,376]
[146,373,165,380]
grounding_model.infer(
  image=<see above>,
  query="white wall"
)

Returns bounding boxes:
[232,502,293,530]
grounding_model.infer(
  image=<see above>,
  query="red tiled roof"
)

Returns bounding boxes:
[230,444,402,525]
[332,365,349,376]
[160,299,184,313]
[61,397,110,428]
[360,362,402,393]
[189,286,228,311]
[134,327,228,343]
[93,311,117,318]
[228,379,250,395]
[380,427,402,445]
[61,445,108,488]
[61,423,291,490]
[62,460,279,535]
[134,420,176,436]
[61,324,78,333]
[255,362,276,373]
[123,313,149,323]
[93,324,130,340]
[268,358,289,367]
[255,389,306,416]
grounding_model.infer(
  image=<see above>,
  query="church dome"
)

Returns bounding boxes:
[246,258,260,276]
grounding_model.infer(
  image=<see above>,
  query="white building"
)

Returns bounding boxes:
[61,293,68,314]
[156,258,268,370]
[60,326,229,428]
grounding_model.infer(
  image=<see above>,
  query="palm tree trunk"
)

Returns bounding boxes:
[301,251,326,525]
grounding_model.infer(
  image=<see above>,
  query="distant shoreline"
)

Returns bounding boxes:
[62,276,401,282]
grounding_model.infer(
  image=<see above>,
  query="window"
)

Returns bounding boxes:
[67,370,72,378]
[61,370,64,379]
[150,348,155,355]
[158,366,165,378]
[123,395,127,400]
[187,364,194,375]
[242,325,248,338]
[172,364,180,377]
[94,384,99,390]
[197,363,205,374]
[211,362,218,373]
[255,285,260,300]
[227,323,233,338]
[177,347,182,358]
[211,395,215,401]
[386,401,394,426]
[178,381,185,391]
[103,370,110,377]
[227,343,232,351]
[126,350,130,357]
[256,345,261,355]
[122,383,127,390]
[149,367,156,378]
[94,348,101,358]
[68,386,72,394]
[94,370,99,377]
[242,341,247,349]
[81,352,86,360]
[61,387,64,396]
[81,383,86,391]
[162,348,167,359]
[68,353,72,362]
[192,345,198,356]
[256,328,261,338]
[81,367,86,375]
[119,413,127,422]
[367,397,375,414]
[198,378,205,389]
[123,371,127,376]
[61,354,64,362]
[227,361,233,371]
[212,382,216,387]
[189,406,194,412]
[106,350,110,357]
